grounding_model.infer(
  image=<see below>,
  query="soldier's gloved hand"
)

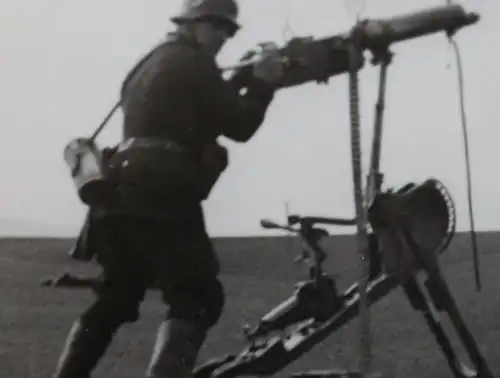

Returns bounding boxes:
[252,43,283,86]
[227,49,257,89]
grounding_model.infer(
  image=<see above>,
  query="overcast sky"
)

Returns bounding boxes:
[0,0,497,237]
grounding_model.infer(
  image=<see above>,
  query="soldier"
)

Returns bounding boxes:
[51,0,283,377]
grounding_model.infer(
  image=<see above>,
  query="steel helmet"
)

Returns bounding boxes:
[171,0,240,34]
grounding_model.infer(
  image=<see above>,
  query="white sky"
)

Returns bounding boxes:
[0,0,498,237]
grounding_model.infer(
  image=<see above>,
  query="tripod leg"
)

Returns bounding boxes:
[402,277,478,378]
[424,269,493,378]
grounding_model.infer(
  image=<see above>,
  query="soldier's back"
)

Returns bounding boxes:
[120,33,209,146]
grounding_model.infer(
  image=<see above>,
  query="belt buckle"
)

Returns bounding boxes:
[117,137,184,153]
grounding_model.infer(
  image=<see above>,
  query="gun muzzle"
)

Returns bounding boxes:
[354,4,480,47]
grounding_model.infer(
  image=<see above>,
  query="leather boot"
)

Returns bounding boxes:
[146,318,208,378]
[51,319,115,378]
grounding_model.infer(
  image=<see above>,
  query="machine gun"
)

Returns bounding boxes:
[226,4,479,89]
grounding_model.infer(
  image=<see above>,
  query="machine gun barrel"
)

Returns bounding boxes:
[354,4,479,48]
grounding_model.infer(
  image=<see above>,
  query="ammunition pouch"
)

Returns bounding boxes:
[198,141,229,200]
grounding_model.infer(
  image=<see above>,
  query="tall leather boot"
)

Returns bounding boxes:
[146,318,208,378]
[51,318,117,378]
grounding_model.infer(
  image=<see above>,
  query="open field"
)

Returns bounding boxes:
[1,232,500,377]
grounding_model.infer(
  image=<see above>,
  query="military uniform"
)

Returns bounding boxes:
[105,31,275,215]
[51,8,277,378]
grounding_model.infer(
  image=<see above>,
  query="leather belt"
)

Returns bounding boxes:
[117,137,188,154]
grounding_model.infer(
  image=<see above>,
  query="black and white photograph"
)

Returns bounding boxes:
[0,0,497,377]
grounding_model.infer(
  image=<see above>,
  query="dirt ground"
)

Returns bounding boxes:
[0,232,499,377]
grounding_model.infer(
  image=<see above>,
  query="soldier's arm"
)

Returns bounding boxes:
[197,55,277,143]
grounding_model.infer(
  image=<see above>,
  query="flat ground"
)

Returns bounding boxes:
[1,232,499,378]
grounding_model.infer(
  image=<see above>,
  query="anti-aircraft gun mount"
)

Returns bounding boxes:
[192,3,492,378]
[193,180,493,378]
